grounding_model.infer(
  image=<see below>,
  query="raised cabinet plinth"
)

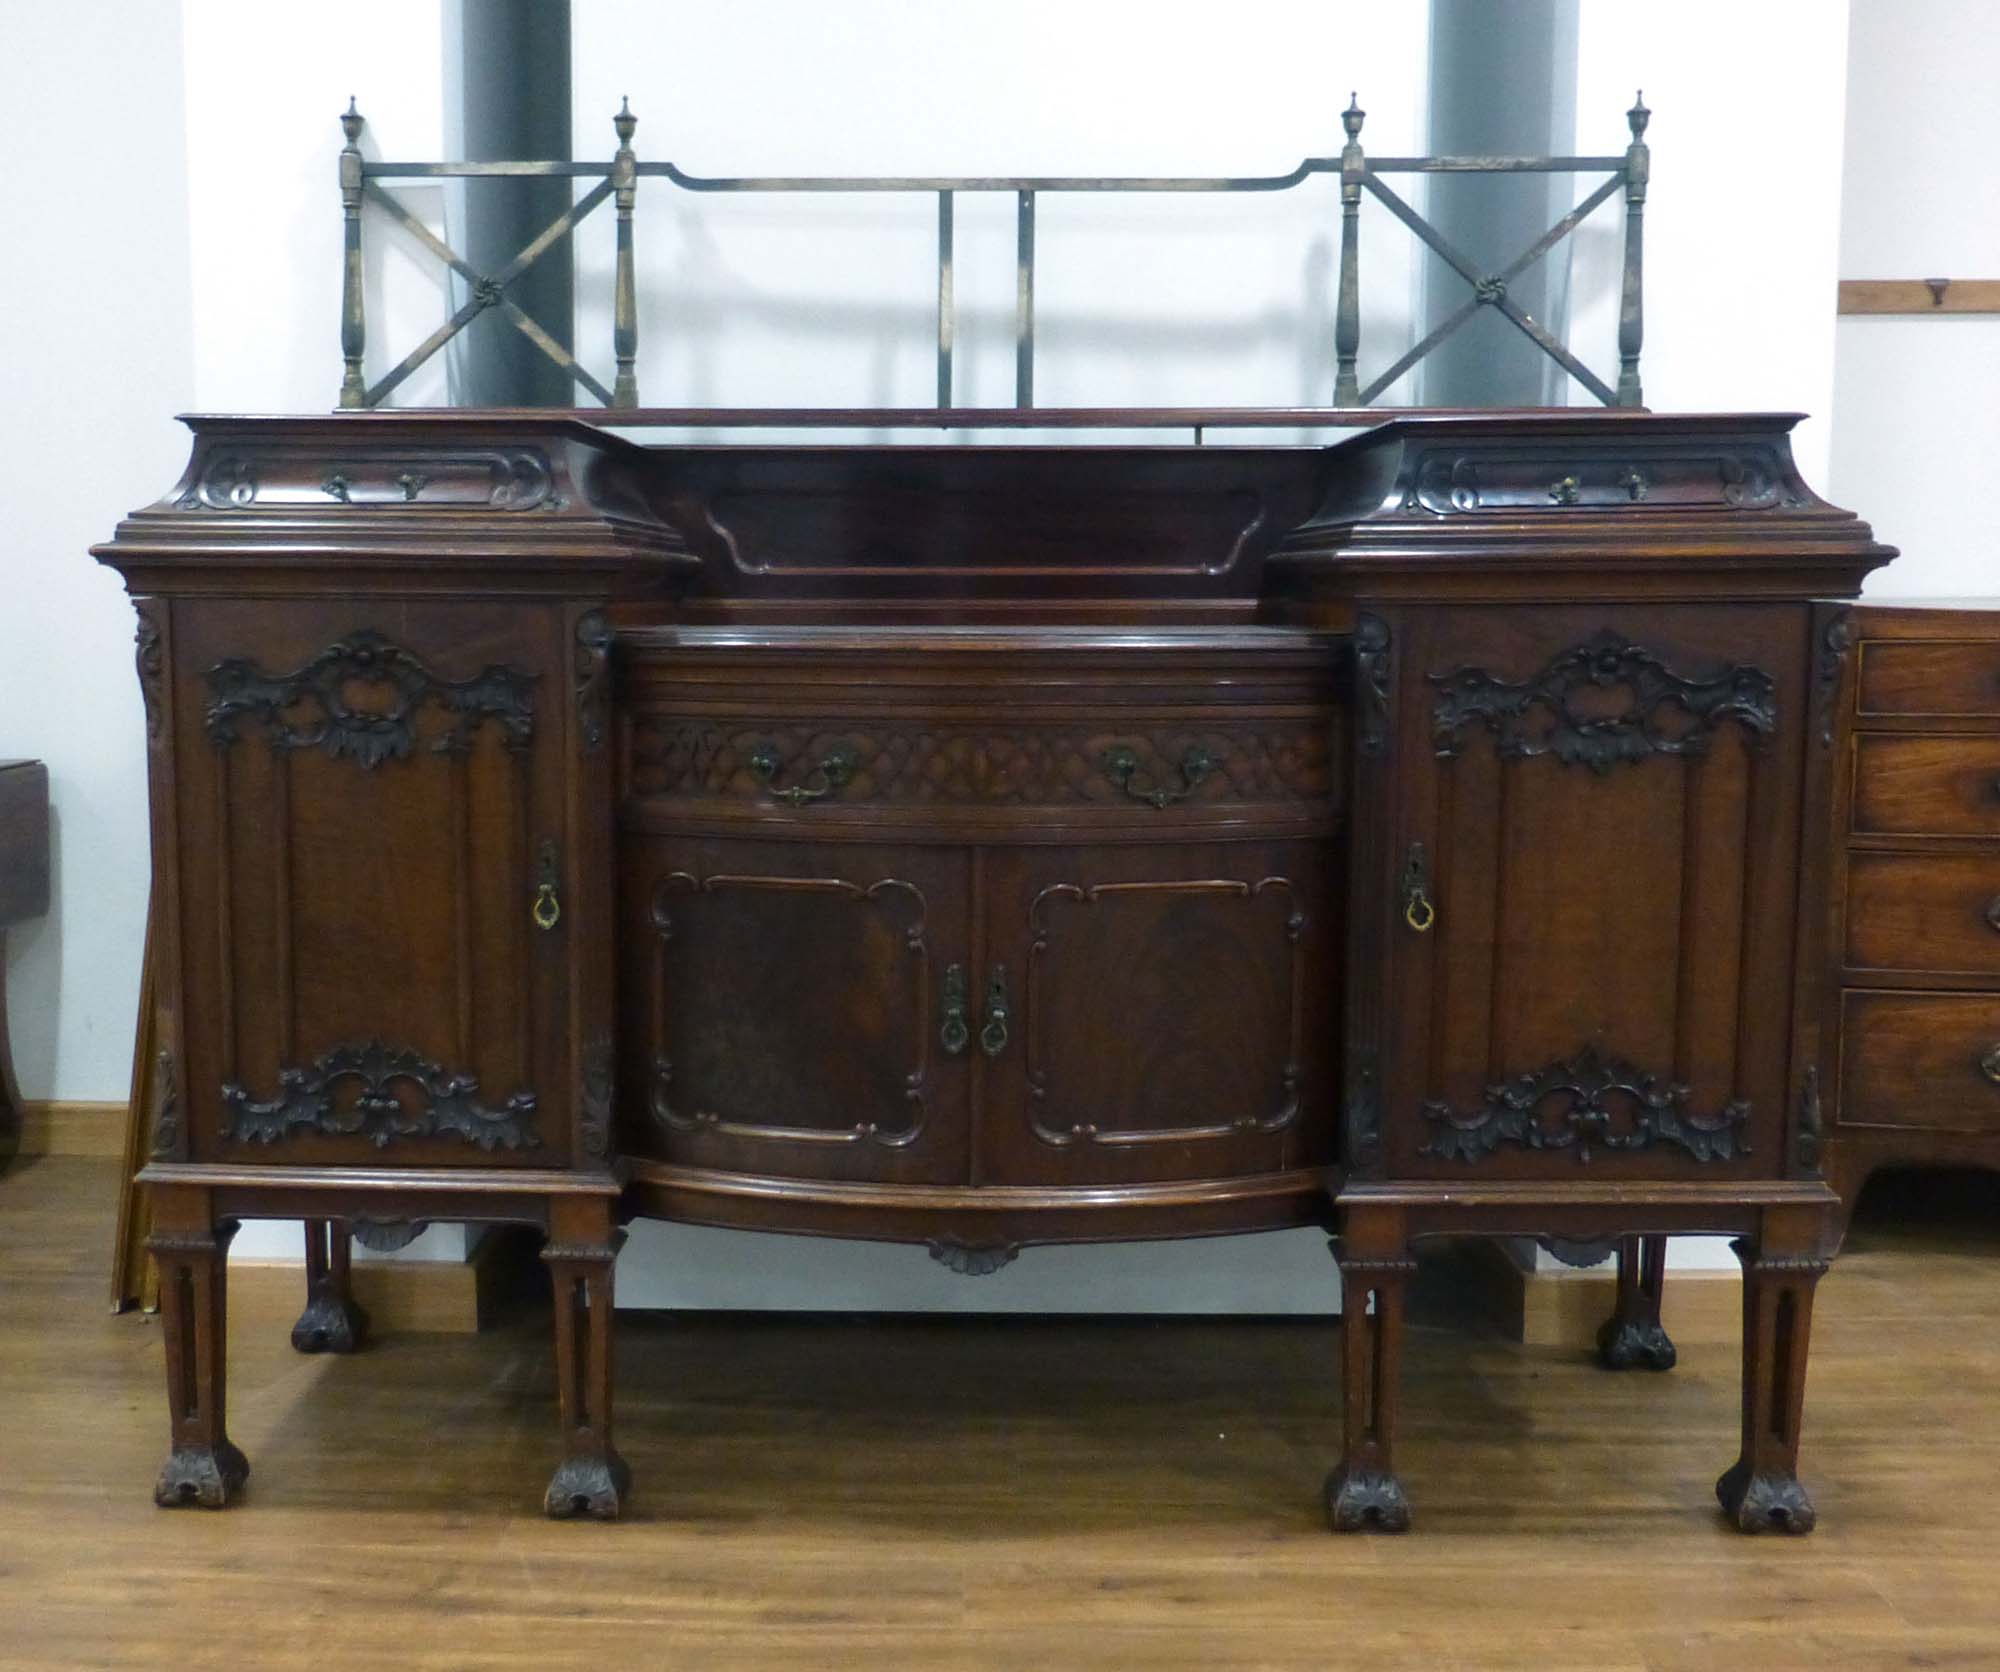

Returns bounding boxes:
[95,409,1893,1530]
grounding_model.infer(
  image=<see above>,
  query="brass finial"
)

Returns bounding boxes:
[1343,91,1366,141]
[340,96,364,146]
[1627,91,1650,141]
[613,95,636,147]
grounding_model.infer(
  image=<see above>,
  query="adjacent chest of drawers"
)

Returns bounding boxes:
[1825,604,2000,1223]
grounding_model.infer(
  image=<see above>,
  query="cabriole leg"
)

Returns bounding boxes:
[1598,1233,1676,1370]
[1325,1234,1415,1533]
[150,1199,249,1509]
[292,1218,368,1354]
[1716,1234,1826,1534]
[542,1205,629,1520]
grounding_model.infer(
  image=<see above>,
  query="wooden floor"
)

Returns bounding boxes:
[3,1157,1998,1671]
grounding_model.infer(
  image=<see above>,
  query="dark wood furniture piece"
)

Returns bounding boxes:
[1600,600,2000,1371]
[93,406,1891,1531]
[1819,602,2000,1214]
[0,760,51,1175]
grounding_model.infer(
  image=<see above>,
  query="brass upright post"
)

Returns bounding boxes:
[1334,94,1366,407]
[338,99,367,409]
[611,98,639,408]
[1617,92,1649,409]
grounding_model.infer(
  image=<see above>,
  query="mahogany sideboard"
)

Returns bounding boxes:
[93,406,1893,1532]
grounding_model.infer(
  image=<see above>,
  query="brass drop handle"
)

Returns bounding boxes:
[1401,841,1436,934]
[532,839,561,931]
[940,964,971,1057]
[980,965,1011,1058]
[749,742,858,806]
[1985,894,2000,934]
[1103,743,1215,808]
[1980,1043,2000,1087]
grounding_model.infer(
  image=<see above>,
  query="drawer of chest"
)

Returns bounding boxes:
[1858,638,2000,719]
[1839,991,2000,1134]
[1852,736,2000,837]
[1846,852,2000,978]
[622,714,1336,812]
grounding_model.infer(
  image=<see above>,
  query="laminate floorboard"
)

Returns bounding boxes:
[2,1156,1996,1671]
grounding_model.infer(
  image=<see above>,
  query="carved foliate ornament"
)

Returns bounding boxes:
[205,630,537,768]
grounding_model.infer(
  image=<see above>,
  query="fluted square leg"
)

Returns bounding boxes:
[1717,1235,1825,1534]
[151,1206,248,1509]
[1325,1232,1415,1533]
[542,1210,629,1520]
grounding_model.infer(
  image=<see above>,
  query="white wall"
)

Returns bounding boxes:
[571,0,1434,429]
[1829,0,2000,596]
[0,2,195,1112]
[1573,0,1852,487]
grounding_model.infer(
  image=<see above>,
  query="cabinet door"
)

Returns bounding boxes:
[976,842,1338,1186]
[1374,605,1807,1177]
[618,836,973,1184]
[173,600,575,1167]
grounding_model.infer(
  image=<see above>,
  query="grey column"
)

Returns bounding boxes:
[1421,0,1579,407]
[447,0,574,407]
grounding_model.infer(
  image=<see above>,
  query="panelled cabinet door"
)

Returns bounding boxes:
[173,601,574,1167]
[977,842,1337,1185]
[618,836,974,1184]
[1375,605,1807,1178]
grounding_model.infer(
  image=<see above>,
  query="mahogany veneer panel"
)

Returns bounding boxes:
[1856,638,2000,719]
[1851,735,2000,837]
[1844,852,2000,979]
[1838,991,2000,1135]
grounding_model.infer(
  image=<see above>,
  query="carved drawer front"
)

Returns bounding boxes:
[1857,639,2000,719]
[1852,736,2000,837]
[1845,853,2000,980]
[168,602,573,1167]
[618,837,973,1185]
[625,717,1334,815]
[1839,991,2000,1135]
[616,628,1341,833]
[974,841,1337,1187]
[1374,604,1806,1177]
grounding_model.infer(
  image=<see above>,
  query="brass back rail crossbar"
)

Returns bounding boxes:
[338,93,1651,414]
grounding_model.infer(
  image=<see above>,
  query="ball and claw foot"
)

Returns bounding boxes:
[291,1293,369,1355]
[154,1442,250,1509]
[544,1451,631,1520]
[1325,1466,1411,1533]
[1597,1316,1677,1372]
[1716,1459,1816,1534]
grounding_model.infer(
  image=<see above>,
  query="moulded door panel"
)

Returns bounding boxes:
[1377,603,1808,1179]
[618,835,974,1185]
[172,598,571,1167]
[977,840,1339,1187]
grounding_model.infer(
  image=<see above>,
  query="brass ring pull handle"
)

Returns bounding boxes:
[749,742,858,806]
[980,965,1011,1058]
[532,839,561,931]
[1401,840,1436,934]
[940,964,970,1057]
[1985,895,2000,934]
[1980,1043,2000,1087]
[1103,744,1215,809]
